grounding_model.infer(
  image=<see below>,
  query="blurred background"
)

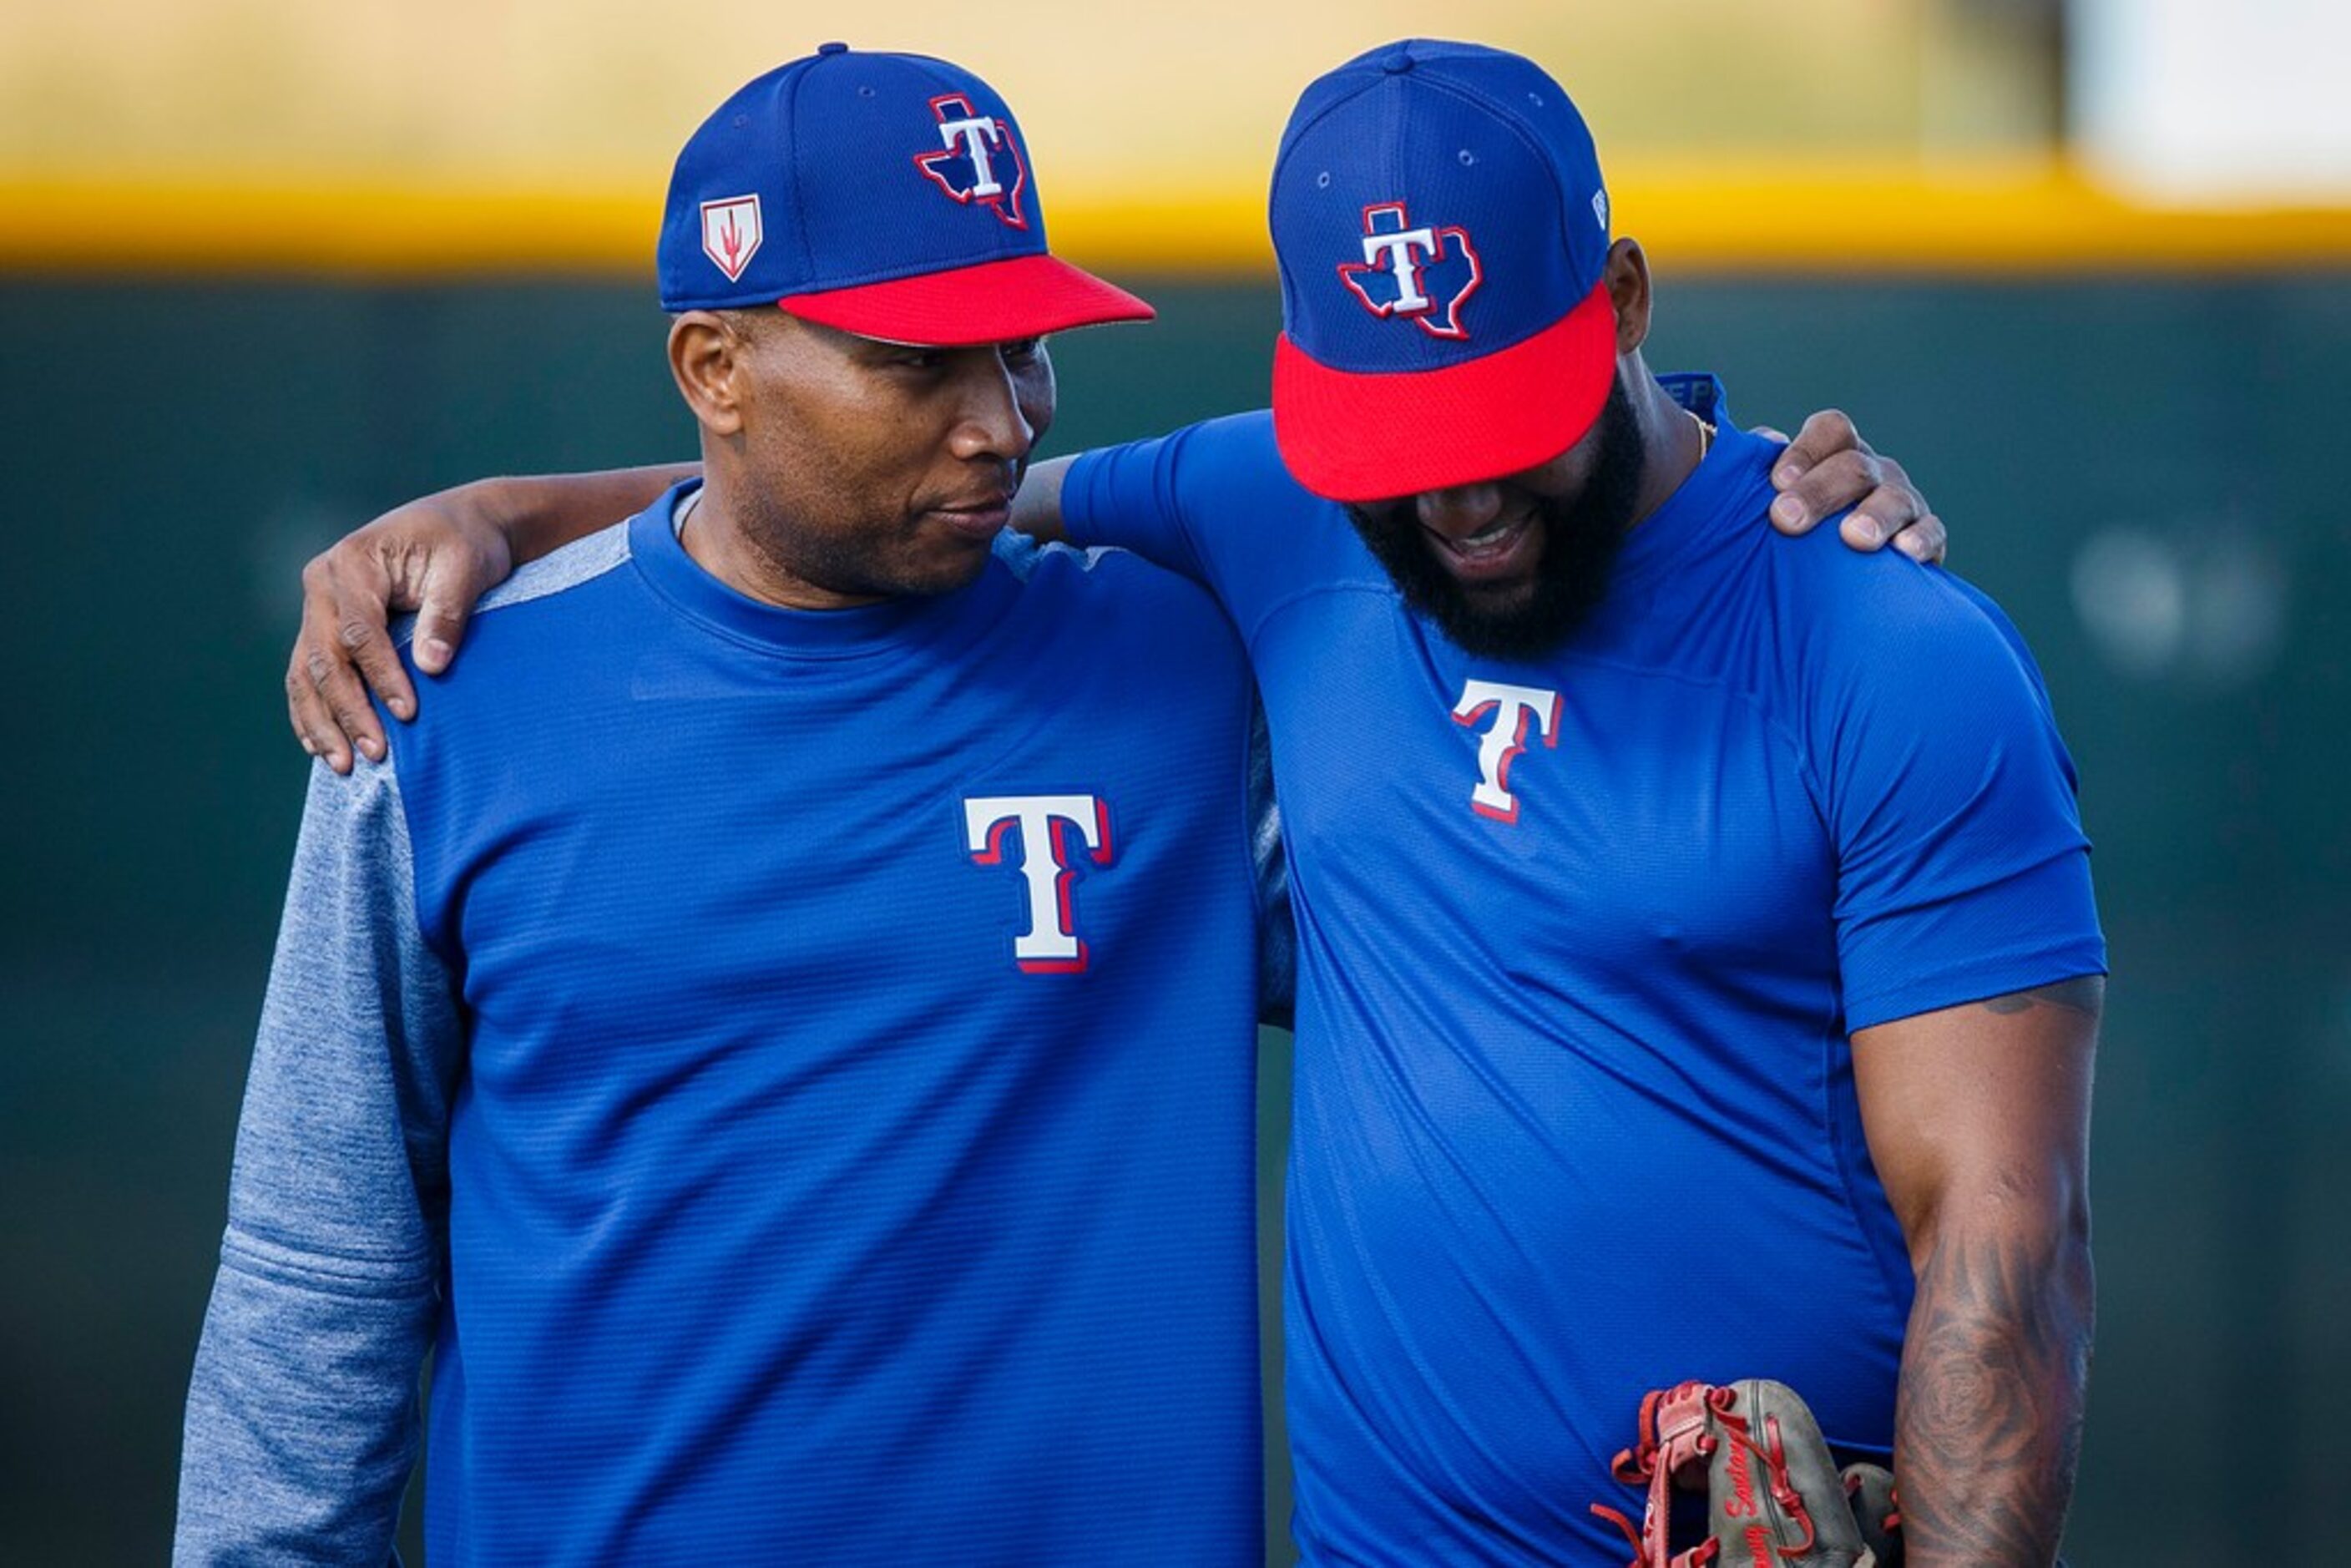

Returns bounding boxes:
[4,0,2346,1560]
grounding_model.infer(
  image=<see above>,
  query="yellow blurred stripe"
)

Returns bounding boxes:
[1613,156,2351,273]
[6,160,2349,277]
[0,180,656,276]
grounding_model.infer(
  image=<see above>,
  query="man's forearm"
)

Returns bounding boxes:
[1009,454,1073,544]
[485,463,701,564]
[1894,1222,2094,1566]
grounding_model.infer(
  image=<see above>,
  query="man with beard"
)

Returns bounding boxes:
[1342,376,1651,661]
[1040,43,2104,1565]
[264,43,2088,1568]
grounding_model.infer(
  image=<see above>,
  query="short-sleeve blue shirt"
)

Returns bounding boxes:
[1065,387,2105,1565]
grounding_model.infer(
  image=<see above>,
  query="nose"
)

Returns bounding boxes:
[947,348,1035,466]
[1416,481,1503,538]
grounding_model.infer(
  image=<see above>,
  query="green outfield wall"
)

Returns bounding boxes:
[4,273,2345,1563]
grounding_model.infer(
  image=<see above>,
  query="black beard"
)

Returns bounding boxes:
[1347,381,1647,660]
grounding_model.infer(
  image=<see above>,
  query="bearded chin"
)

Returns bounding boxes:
[1347,381,1648,662]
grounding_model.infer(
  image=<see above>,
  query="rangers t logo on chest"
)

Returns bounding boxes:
[1451,680,1560,823]
[964,794,1113,972]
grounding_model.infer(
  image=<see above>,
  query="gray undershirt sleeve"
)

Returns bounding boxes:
[174,756,463,1565]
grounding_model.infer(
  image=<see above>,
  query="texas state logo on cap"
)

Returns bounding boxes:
[657,43,1153,346]
[1268,40,1619,502]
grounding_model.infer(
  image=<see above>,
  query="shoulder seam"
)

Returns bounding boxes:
[393,520,634,650]
[1245,579,1406,665]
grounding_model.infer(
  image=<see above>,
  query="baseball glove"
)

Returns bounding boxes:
[1591,1378,1901,1568]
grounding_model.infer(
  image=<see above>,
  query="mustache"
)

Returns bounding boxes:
[1344,382,1646,660]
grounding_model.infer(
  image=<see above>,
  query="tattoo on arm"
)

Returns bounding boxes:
[1896,1223,2094,1566]
[1978,976,2105,1018]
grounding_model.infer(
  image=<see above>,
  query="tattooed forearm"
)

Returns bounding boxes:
[1895,1222,2094,1567]
[1979,976,2105,1018]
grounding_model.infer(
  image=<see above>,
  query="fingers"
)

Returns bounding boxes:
[290,560,357,771]
[281,484,525,766]
[339,601,417,721]
[1770,409,1869,539]
[288,636,384,774]
[1834,449,1939,561]
[287,661,351,775]
[1853,451,1944,564]
[407,546,502,675]
[1886,511,1946,565]
[1772,407,1863,493]
[412,607,460,676]
[289,554,402,772]
[1763,410,1947,563]
[1770,448,1884,539]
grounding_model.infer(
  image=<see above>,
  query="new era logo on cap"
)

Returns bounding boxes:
[656,43,1152,345]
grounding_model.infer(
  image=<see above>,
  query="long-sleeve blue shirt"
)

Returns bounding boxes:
[178,498,1282,1564]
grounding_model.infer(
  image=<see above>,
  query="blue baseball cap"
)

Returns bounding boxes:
[1268,40,1619,502]
[658,44,1153,345]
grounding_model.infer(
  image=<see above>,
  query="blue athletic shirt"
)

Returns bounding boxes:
[178,488,1274,1565]
[1064,382,2106,1565]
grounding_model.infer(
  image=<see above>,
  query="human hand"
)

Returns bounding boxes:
[287,483,515,772]
[1762,408,1946,565]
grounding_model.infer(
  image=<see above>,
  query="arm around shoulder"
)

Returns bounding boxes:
[291,463,694,774]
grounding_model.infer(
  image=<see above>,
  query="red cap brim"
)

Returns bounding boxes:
[778,252,1154,346]
[1271,280,1619,502]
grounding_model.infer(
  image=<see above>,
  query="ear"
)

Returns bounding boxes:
[668,311,750,437]
[1602,237,1653,356]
